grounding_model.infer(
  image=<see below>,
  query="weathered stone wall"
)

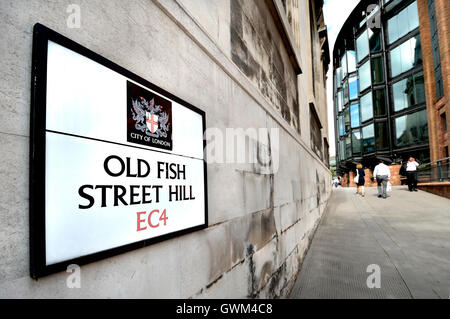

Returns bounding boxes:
[0,0,331,298]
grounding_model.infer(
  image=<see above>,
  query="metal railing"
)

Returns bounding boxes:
[417,157,450,183]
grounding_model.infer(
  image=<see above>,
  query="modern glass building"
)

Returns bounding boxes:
[333,0,429,174]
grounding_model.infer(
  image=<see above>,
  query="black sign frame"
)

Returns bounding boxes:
[30,23,208,279]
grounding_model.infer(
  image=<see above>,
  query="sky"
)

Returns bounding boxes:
[323,0,360,157]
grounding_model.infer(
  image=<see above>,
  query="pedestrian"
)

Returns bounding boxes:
[406,157,420,192]
[373,160,390,199]
[333,177,339,188]
[355,164,365,197]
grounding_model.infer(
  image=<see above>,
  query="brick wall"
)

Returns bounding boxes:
[417,0,450,161]
[343,165,403,188]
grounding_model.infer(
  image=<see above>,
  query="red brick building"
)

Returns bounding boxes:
[417,0,450,161]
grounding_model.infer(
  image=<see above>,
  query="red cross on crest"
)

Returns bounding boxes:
[146,112,159,134]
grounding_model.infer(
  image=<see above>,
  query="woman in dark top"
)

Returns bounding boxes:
[356,164,366,197]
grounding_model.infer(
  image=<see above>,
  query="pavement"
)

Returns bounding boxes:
[290,186,450,299]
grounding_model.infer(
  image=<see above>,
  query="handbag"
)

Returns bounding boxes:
[387,182,392,192]
[353,170,359,184]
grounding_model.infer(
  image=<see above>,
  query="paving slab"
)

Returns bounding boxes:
[290,186,450,299]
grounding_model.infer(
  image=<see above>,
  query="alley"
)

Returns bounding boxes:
[290,187,450,299]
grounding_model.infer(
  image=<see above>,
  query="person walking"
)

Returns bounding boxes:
[355,164,366,197]
[406,157,420,192]
[373,160,390,199]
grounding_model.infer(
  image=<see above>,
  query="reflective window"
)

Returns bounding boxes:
[343,79,349,106]
[368,28,382,53]
[395,109,428,147]
[360,91,373,122]
[390,35,422,78]
[339,139,345,161]
[336,67,342,88]
[347,51,357,73]
[373,89,387,116]
[344,107,351,133]
[375,121,389,150]
[341,54,348,79]
[358,60,371,92]
[392,71,425,112]
[371,57,384,84]
[362,124,375,153]
[350,103,360,128]
[349,75,358,100]
[387,1,419,44]
[337,90,343,112]
[352,130,362,154]
[356,30,369,63]
[339,115,344,136]
[345,135,351,159]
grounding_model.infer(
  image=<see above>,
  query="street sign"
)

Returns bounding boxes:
[30,24,208,278]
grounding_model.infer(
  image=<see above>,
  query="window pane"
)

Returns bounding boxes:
[371,57,384,84]
[337,90,343,112]
[341,54,347,78]
[352,130,362,154]
[390,35,422,78]
[343,79,349,105]
[359,60,371,91]
[387,15,398,44]
[345,136,351,159]
[349,75,358,100]
[387,1,419,44]
[362,124,375,153]
[344,107,350,133]
[373,89,386,116]
[392,71,425,112]
[339,115,344,136]
[368,28,382,53]
[336,67,342,88]
[395,109,428,147]
[375,121,389,150]
[360,91,373,122]
[408,1,419,32]
[414,71,425,104]
[350,103,360,128]
[347,51,357,73]
[356,30,369,63]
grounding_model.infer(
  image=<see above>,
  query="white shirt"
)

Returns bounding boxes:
[373,163,390,178]
[406,161,419,171]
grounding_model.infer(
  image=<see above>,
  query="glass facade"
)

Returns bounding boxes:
[371,57,384,84]
[392,71,425,112]
[350,103,360,128]
[389,35,422,78]
[387,1,419,44]
[356,30,369,63]
[333,0,429,172]
[375,121,389,150]
[373,89,387,116]
[362,124,375,153]
[395,109,428,147]
[358,60,371,92]
[360,91,373,123]
[349,75,358,100]
[352,130,362,154]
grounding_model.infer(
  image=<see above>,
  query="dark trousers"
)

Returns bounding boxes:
[407,171,418,191]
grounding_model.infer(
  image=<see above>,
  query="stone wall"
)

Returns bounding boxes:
[0,0,331,298]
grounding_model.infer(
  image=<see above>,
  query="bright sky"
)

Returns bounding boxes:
[323,0,360,157]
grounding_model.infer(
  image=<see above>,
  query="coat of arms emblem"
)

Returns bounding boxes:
[127,81,173,150]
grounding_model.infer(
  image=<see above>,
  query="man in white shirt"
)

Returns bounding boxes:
[373,160,390,199]
[406,157,420,192]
